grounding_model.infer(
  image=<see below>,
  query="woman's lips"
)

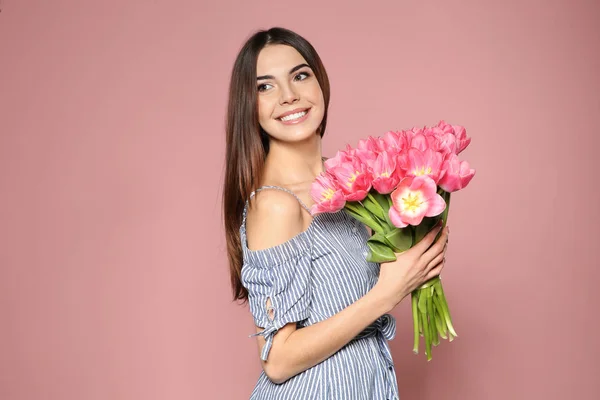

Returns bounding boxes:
[277,108,311,125]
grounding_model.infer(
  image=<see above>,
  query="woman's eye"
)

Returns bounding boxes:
[294,72,310,81]
[257,83,273,92]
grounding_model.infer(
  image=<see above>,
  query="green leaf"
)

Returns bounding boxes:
[344,202,385,234]
[439,189,451,228]
[371,192,391,214]
[369,231,388,244]
[365,240,397,262]
[383,227,413,252]
[414,216,440,244]
[387,195,394,209]
[362,193,386,221]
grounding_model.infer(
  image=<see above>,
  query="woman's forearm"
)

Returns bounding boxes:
[262,286,391,384]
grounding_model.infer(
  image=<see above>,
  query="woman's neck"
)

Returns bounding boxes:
[261,135,324,187]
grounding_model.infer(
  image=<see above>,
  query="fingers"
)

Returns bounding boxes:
[412,221,444,254]
[420,226,449,264]
[425,258,445,280]
[425,246,445,274]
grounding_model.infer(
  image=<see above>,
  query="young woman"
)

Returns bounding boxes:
[223,27,449,400]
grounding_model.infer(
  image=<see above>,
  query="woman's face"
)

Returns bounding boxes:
[256,44,325,144]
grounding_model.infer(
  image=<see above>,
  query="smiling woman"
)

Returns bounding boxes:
[255,47,325,143]
[222,27,448,400]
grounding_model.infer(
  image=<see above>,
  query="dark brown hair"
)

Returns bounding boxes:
[223,27,331,302]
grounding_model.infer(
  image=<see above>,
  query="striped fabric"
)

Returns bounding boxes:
[240,186,400,400]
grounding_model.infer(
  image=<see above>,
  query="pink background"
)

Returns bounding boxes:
[1,0,599,399]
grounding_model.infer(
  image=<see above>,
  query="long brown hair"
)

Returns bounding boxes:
[223,27,331,302]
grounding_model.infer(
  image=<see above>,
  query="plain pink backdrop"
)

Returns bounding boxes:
[1,0,599,399]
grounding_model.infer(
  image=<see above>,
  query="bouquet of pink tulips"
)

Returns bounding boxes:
[310,120,475,361]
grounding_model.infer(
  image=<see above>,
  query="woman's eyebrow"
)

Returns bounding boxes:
[256,63,311,81]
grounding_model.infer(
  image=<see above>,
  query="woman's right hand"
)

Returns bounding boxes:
[373,222,450,312]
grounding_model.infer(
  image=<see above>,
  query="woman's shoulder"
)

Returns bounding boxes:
[246,188,307,252]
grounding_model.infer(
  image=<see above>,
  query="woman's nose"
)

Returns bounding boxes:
[279,84,299,105]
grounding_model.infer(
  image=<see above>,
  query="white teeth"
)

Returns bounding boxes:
[280,111,307,122]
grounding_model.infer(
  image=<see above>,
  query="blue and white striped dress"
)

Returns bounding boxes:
[240,185,400,400]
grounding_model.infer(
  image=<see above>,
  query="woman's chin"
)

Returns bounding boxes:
[265,124,321,143]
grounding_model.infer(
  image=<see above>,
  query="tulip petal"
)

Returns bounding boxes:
[389,206,408,228]
[424,193,446,217]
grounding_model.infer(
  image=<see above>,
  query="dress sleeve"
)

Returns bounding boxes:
[241,231,313,361]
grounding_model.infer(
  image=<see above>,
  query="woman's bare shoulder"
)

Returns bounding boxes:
[246,189,305,251]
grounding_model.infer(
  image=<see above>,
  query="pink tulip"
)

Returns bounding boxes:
[371,151,402,194]
[410,126,425,136]
[395,130,413,148]
[389,175,446,228]
[423,126,441,138]
[324,149,353,170]
[310,173,346,215]
[353,148,378,171]
[382,131,408,156]
[438,153,476,192]
[452,125,471,154]
[328,157,372,201]
[409,133,429,152]
[404,148,444,183]
[357,136,378,153]
[436,120,471,154]
[432,133,458,155]
[434,121,455,135]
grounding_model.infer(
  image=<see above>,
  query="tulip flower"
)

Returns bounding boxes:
[452,125,471,154]
[371,151,402,194]
[438,153,476,192]
[324,148,351,169]
[309,173,346,214]
[310,120,474,361]
[389,175,446,228]
[327,156,372,201]
[382,130,408,156]
[436,120,471,154]
[353,148,378,171]
[409,132,429,152]
[357,136,385,154]
[405,148,445,183]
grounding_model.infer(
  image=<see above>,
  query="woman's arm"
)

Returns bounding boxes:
[246,189,448,384]
[254,288,390,384]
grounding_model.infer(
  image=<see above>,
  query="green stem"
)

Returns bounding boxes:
[371,191,392,216]
[427,287,437,348]
[412,292,419,354]
[434,281,458,337]
[418,294,423,337]
[344,202,385,234]
[362,192,387,222]
[439,190,451,229]
[432,294,448,339]
[418,292,431,361]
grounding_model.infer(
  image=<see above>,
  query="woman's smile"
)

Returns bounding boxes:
[277,108,311,125]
